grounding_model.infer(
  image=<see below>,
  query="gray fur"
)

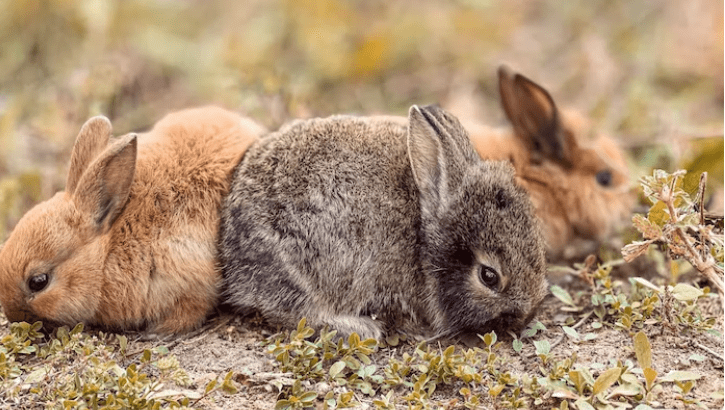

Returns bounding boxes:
[220,105,548,341]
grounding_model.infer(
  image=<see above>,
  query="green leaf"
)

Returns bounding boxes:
[660,371,702,382]
[512,339,523,353]
[275,399,291,410]
[633,331,652,370]
[647,201,669,225]
[632,214,663,239]
[573,398,595,410]
[70,322,84,335]
[670,283,704,301]
[688,354,706,362]
[329,361,346,379]
[296,317,307,333]
[562,326,579,340]
[608,382,643,398]
[205,379,217,394]
[592,367,621,396]
[482,331,497,347]
[533,340,550,356]
[117,335,128,353]
[569,370,585,394]
[385,334,399,347]
[643,368,657,390]
[550,285,576,306]
[488,384,505,397]
[299,391,318,402]
[582,333,597,341]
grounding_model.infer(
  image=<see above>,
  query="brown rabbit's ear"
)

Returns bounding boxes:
[67,116,113,194]
[72,134,137,232]
[498,65,575,166]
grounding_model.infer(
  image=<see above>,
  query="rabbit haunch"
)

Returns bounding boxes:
[463,67,634,258]
[0,106,265,334]
[220,105,547,341]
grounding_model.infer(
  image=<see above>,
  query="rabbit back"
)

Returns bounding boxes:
[221,117,435,339]
[0,106,264,334]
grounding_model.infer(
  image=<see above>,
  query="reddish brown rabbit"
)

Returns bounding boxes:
[465,67,634,258]
[0,106,264,334]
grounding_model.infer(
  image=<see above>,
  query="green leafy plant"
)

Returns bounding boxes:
[0,321,226,409]
[623,170,724,294]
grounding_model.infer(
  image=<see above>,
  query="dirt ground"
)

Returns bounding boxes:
[0,1,722,408]
[122,283,723,409]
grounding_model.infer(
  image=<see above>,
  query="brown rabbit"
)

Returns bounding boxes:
[464,67,634,258]
[0,106,264,334]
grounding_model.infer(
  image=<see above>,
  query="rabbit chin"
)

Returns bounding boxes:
[4,307,66,333]
[448,306,539,346]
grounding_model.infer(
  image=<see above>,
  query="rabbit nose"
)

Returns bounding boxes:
[4,308,39,324]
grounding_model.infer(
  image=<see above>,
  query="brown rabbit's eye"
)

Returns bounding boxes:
[596,170,612,187]
[478,265,499,290]
[28,274,49,292]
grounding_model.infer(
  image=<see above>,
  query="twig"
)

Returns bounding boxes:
[673,226,724,295]
[550,311,595,351]
[571,311,595,329]
[694,342,724,361]
[548,334,566,351]
[697,172,707,227]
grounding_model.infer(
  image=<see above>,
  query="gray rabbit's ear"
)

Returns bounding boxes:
[498,65,576,166]
[407,105,474,216]
[408,105,446,211]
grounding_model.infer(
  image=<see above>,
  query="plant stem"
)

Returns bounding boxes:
[674,226,724,295]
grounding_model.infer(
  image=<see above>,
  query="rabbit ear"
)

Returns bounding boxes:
[72,134,137,232]
[67,116,113,194]
[408,105,474,216]
[498,65,575,165]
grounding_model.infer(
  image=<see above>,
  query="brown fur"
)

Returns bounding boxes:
[0,106,265,334]
[465,67,634,258]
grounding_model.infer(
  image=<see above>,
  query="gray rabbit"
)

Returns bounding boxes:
[219,105,548,341]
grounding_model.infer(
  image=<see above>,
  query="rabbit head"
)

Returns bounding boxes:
[408,106,548,338]
[0,117,136,328]
[0,107,262,334]
[468,67,634,258]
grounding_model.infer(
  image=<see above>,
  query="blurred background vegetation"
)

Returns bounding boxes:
[0,0,722,239]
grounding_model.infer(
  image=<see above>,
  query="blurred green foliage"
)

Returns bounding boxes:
[0,0,722,240]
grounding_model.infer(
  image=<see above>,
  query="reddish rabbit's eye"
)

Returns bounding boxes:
[28,274,49,292]
[477,265,499,290]
[596,170,612,187]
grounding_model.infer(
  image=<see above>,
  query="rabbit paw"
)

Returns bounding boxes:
[323,315,383,341]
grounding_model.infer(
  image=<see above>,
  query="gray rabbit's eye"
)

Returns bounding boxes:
[28,273,49,293]
[477,265,499,290]
[596,170,612,187]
